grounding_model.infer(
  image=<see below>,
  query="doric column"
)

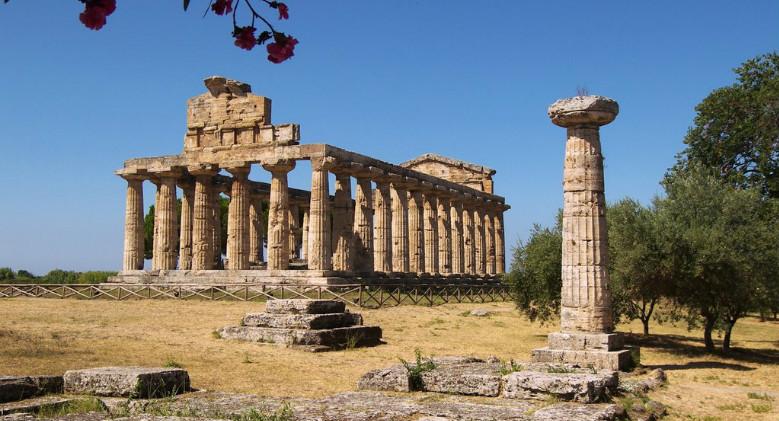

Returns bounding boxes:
[484,205,496,275]
[151,172,180,270]
[189,166,217,270]
[332,172,354,271]
[353,175,375,272]
[308,157,335,270]
[450,197,464,275]
[248,196,264,266]
[121,175,145,271]
[550,96,618,334]
[437,191,452,275]
[422,187,439,274]
[226,165,251,270]
[473,205,486,275]
[178,179,195,270]
[211,182,224,269]
[288,204,300,260]
[373,178,393,273]
[494,205,506,274]
[390,177,409,273]
[262,159,296,270]
[408,189,425,274]
[301,206,309,261]
[462,197,476,275]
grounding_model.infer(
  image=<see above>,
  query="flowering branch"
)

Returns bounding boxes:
[3,0,298,64]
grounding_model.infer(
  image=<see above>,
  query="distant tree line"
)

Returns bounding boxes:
[508,52,779,354]
[0,268,117,284]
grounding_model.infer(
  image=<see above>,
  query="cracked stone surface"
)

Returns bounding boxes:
[63,368,190,399]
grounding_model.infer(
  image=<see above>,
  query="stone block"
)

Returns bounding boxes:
[420,369,501,397]
[502,370,618,403]
[264,299,345,315]
[547,332,624,351]
[218,325,382,351]
[242,312,361,329]
[63,367,190,398]
[532,347,633,371]
[0,376,62,403]
[0,396,74,416]
[531,402,624,421]
[357,366,410,392]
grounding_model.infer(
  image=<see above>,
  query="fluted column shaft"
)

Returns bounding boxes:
[353,178,374,272]
[211,185,223,269]
[122,176,145,271]
[390,182,409,273]
[263,160,295,270]
[408,191,425,273]
[178,183,194,270]
[494,210,505,274]
[450,200,464,274]
[308,157,334,270]
[332,173,354,271]
[437,196,452,274]
[373,181,393,272]
[423,193,439,274]
[301,207,309,260]
[463,205,475,275]
[249,197,264,265]
[289,205,300,260]
[191,172,215,270]
[226,167,250,270]
[152,176,179,270]
[474,207,486,275]
[485,207,496,275]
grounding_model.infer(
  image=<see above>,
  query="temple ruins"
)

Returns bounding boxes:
[112,76,509,285]
[532,95,635,370]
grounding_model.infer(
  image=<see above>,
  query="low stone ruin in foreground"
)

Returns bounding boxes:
[217,299,383,351]
[1,357,667,421]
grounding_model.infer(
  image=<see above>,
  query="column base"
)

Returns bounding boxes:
[532,332,639,371]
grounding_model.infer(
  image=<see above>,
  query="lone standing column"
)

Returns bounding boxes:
[308,157,335,271]
[263,159,296,270]
[121,174,145,271]
[152,172,180,270]
[533,95,634,371]
[226,165,251,270]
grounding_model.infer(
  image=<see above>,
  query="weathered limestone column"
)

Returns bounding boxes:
[533,95,633,371]
[450,197,465,275]
[390,177,409,273]
[301,206,309,261]
[152,173,180,270]
[373,178,393,273]
[248,196,264,266]
[121,175,145,271]
[422,187,439,274]
[408,188,425,274]
[462,198,476,275]
[211,184,224,269]
[288,204,300,260]
[332,172,354,271]
[308,157,335,271]
[263,159,295,270]
[189,167,217,270]
[353,173,375,272]
[473,205,486,275]
[484,205,496,275]
[226,166,251,270]
[437,191,452,275]
[177,179,195,270]
[494,206,506,274]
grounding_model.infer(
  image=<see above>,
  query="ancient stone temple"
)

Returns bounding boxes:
[112,76,509,285]
[532,95,635,370]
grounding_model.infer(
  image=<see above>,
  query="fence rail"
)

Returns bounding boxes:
[0,283,512,308]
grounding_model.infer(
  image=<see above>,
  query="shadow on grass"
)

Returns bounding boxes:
[623,332,779,368]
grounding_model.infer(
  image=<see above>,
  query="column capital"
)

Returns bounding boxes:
[349,164,385,180]
[262,158,296,173]
[188,164,219,176]
[548,95,619,128]
[225,165,250,179]
[119,172,147,182]
[310,156,336,172]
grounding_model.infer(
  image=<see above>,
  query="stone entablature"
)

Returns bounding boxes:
[115,77,509,284]
[401,153,496,194]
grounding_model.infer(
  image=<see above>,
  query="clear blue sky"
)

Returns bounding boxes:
[0,1,777,274]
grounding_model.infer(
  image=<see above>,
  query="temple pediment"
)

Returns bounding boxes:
[400,153,496,194]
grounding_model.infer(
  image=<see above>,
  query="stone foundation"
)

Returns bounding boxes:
[218,299,382,351]
[531,347,634,372]
[62,367,190,398]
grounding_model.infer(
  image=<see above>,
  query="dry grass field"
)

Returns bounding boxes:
[0,298,777,421]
